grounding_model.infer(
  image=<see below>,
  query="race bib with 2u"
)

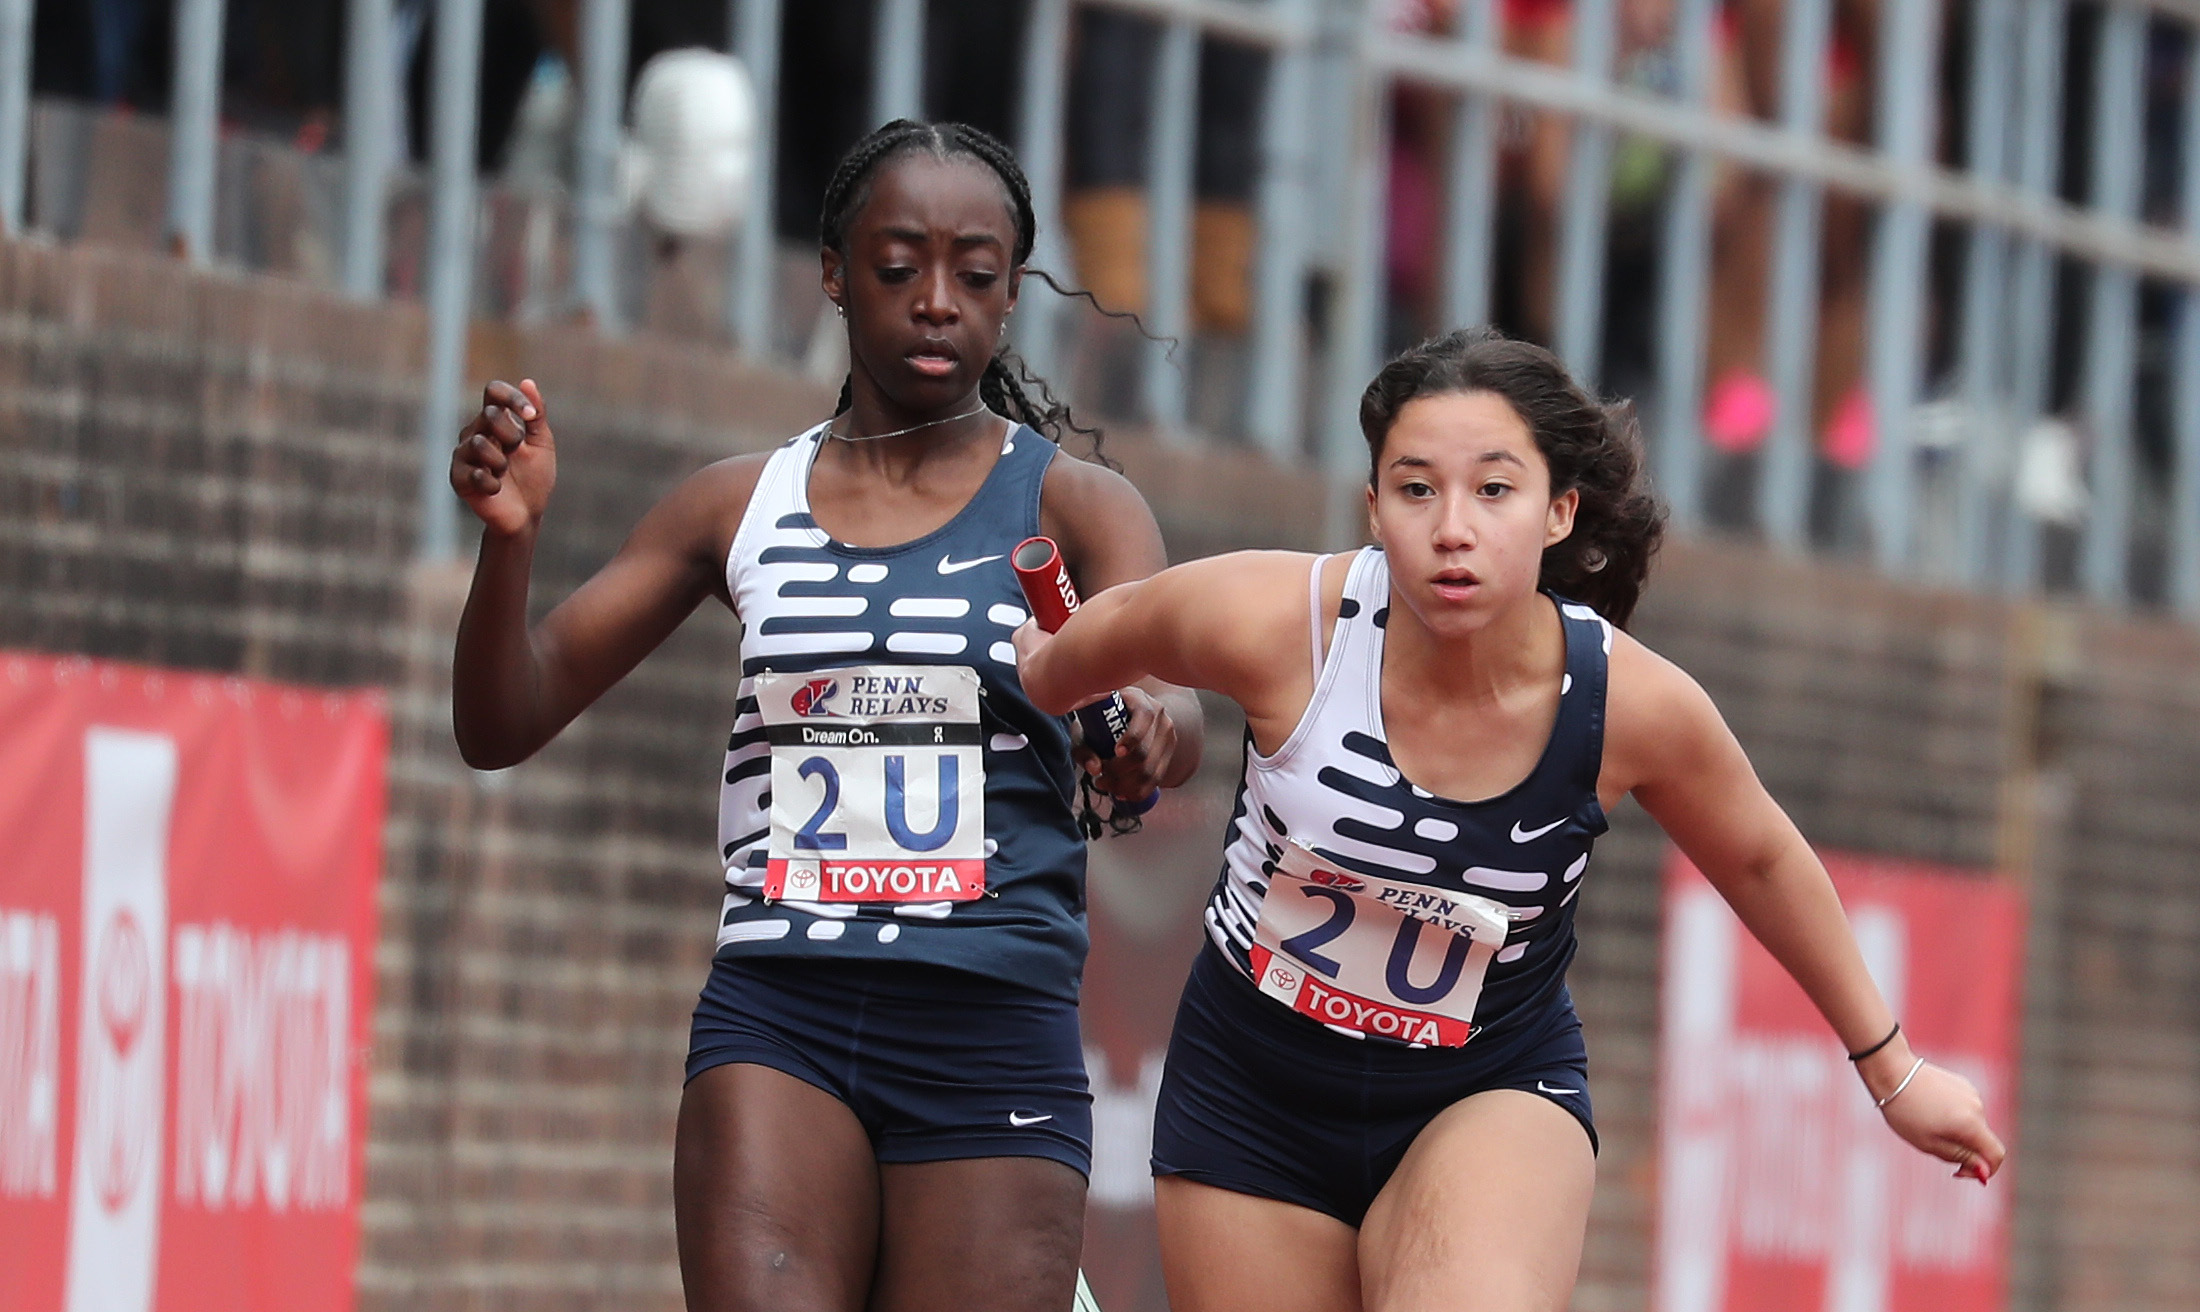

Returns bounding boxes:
[1248,841,1511,1047]
[753,664,986,903]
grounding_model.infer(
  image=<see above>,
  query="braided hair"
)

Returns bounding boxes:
[819,119,1115,465]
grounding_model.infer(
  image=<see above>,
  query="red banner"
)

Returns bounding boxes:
[0,653,386,1312]
[1654,849,2024,1312]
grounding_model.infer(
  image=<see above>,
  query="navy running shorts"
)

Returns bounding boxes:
[1151,943,1596,1226]
[687,953,1093,1176]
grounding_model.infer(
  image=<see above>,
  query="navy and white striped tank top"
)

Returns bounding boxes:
[715,423,1089,1000]
[1205,547,1611,1038]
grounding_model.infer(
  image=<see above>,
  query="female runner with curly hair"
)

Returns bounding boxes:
[1016,328,2002,1312]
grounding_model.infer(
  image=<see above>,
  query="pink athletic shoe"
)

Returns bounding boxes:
[1821,385,1874,470]
[1704,370,1775,454]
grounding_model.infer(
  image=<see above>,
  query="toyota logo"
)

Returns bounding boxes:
[97,911,149,1057]
[86,910,154,1214]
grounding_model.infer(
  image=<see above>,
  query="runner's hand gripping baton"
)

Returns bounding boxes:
[1012,536,1159,818]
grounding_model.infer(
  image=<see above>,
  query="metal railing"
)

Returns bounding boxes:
[10,0,2199,619]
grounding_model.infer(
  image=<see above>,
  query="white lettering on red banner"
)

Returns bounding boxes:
[171,924,352,1213]
[0,908,61,1198]
[0,653,386,1312]
[1655,850,2022,1312]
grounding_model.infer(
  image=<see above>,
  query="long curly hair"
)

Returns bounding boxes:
[1358,328,1667,627]
[818,118,1116,465]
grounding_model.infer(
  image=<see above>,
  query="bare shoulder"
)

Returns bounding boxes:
[1603,628,1731,792]
[646,449,773,539]
[691,447,777,497]
[1034,449,1135,495]
[1131,550,1324,718]
[1037,443,1139,497]
[1038,448,1153,535]
[1152,549,1350,652]
[1037,447,1168,589]
[620,449,778,601]
[1177,548,1329,599]
[1607,629,1719,738]
[1157,550,1325,658]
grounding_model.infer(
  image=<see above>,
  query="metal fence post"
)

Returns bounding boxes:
[2001,0,2067,595]
[731,0,784,356]
[1143,18,1200,435]
[1323,24,1390,482]
[573,0,632,331]
[1953,0,2017,584]
[341,0,397,299]
[166,0,228,263]
[1652,0,1717,532]
[2077,3,2146,603]
[2176,33,2200,620]
[1303,10,1358,280]
[1758,0,1833,550]
[418,0,487,562]
[0,0,32,235]
[1553,0,1617,385]
[1441,0,1501,333]
[873,0,926,126]
[1012,0,1071,386]
[1248,0,1317,460]
[1862,0,1942,574]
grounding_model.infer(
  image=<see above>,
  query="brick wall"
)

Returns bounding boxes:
[4,236,2197,1311]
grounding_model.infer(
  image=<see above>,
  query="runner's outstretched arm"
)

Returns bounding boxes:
[1015,550,1316,726]
[1037,459,1226,792]
[1607,632,2008,1183]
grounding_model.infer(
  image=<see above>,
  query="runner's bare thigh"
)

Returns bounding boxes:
[676,1062,882,1312]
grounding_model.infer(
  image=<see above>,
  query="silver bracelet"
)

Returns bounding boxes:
[1875,1056,1927,1109]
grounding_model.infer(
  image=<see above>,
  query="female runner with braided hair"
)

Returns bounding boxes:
[448,120,1201,1312]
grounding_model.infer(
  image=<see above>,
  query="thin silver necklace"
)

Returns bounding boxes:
[827,401,989,443]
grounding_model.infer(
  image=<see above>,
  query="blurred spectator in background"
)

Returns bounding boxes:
[225,0,346,143]
[765,0,867,244]
[1725,0,1876,470]
[33,0,160,106]
[14,0,1913,473]
[1060,9,1266,335]
[1503,0,1756,407]
[1490,0,1877,470]
[775,0,1025,243]
[1386,0,1453,350]
[32,0,345,145]
[407,0,556,174]
[405,0,726,175]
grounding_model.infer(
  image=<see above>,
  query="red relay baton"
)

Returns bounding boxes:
[1012,536,1159,817]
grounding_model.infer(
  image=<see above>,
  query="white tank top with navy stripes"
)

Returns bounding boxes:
[1204,547,1612,1040]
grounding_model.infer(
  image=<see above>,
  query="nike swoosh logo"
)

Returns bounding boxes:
[1510,817,1565,843]
[938,554,1003,574]
[1008,1111,1054,1127]
[1536,1081,1580,1096]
